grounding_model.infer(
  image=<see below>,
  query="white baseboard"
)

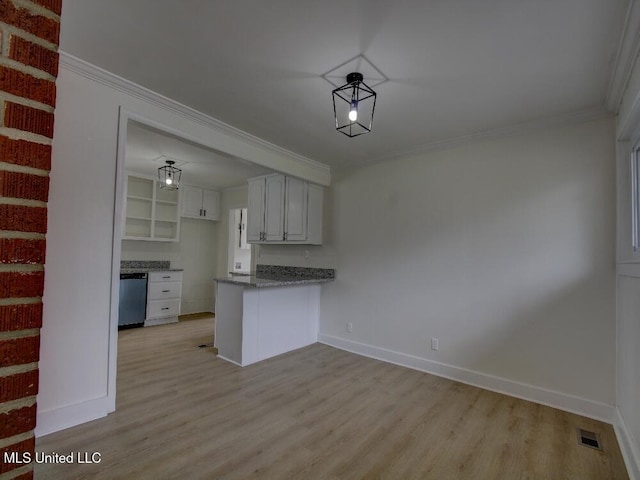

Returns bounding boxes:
[216,354,243,367]
[318,334,614,423]
[614,407,640,480]
[144,316,178,327]
[36,396,114,438]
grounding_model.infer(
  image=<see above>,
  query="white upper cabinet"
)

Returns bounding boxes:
[181,185,203,218]
[180,185,220,221]
[264,175,286,241]
[247,174,323,245]
[247,179,266,242]
[284,176,307,241]
[123,173,180,242]
[202,189,220,220]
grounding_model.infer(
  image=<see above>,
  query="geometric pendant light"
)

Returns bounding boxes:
[158,159,181,190]
[332,72,377,137]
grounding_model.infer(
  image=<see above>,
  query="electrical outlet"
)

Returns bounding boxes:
[431,337,439,351]
[346,322,353,333]
[304,250,310,259]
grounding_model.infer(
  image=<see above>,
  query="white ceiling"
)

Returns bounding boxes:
[60,0,629,170]
[125,121,273,189]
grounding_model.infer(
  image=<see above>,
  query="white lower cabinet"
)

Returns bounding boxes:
[147,299,180,319]
[214,282,320,366]
[145,271,182,326]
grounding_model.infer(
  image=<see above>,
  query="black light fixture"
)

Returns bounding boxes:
[158,159,181,190]
[332,72,377,137]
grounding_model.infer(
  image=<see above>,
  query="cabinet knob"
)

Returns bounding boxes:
[162,290,170,293]
[161,307,170,310]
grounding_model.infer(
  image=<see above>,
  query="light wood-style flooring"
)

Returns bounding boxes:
[35,317,628,479]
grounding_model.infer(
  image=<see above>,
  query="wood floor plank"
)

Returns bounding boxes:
[35,317,629,479]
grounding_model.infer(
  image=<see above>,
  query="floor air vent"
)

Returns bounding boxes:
[577,429,602,451]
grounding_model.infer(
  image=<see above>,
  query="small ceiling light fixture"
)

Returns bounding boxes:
[332,72,377,137]
[158,159,182,190]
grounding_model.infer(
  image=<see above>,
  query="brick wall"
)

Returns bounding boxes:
[0,0,60,478]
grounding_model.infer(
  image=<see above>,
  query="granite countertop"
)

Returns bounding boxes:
[120,260,183,275]
[216,274,334,287]
[121,268,184,274]
[215,265,335,288]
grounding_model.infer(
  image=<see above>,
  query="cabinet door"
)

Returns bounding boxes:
[202,188,220,220]
[181,185,204,218]
[147,281,182,300]
[147,299,181,319]
[148,270,183,283]
[264,175,286,241]
[284,177,308,241]
[247,178,266,242]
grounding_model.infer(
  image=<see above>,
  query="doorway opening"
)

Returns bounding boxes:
[228,208,252,274]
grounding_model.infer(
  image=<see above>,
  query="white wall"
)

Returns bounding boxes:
[614,36,640,479]
[39,55,330,436]
[318,117,617,419]
[40,64,118,434]
[121,217,218,314]
[616,273,640,475]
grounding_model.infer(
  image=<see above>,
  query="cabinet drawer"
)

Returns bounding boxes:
[147,281,181,300]
[148,271,183,283]
[147,299,180,319]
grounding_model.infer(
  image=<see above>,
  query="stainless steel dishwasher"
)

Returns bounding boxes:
[118,272,147,329]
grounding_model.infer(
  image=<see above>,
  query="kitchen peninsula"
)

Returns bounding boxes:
[214,265,335,366]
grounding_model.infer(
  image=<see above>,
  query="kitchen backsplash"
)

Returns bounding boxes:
[121,260,170,270]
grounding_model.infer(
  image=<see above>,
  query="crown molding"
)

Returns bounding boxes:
[364,106,613,167]
[221,184,249,193]
[606,0,640,113]
[58,51,331,179]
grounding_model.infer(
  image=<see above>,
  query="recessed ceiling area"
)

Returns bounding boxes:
[60,0,629,169]
[125,121,273,189]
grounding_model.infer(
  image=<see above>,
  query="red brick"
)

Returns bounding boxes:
[4,102,54,138]
[0,336,40,367]
[9,35,59,77]
[0,171,49,202]
[30,0,62,16]
[0,66,56,107]
[0,135,51,170]
[0,303,43,332]
[0,2,60,44]
[0,204,47,233]
[0,238,46,264]
[0,271,44,298]
[0,437,35,474]
[13,471,34,480]
[0,404,37,439]
[0,369,38,403]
